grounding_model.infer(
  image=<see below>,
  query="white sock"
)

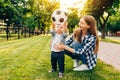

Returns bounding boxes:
[73,59,79,67]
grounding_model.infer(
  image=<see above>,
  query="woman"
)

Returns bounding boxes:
[55,15,99,71]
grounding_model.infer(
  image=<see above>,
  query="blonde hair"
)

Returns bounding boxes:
[81,15,99,53]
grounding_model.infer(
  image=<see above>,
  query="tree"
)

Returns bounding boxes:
[107,11,120,33]
[67,8,80,33]
[29,0,60,34]
[11,0,30,39]
[81,0,119,39]
[0,0,17,40]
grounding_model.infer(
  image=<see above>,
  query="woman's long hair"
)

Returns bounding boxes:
[82,15,99,54]
[73,28,82,43]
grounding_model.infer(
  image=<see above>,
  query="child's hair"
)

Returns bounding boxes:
[73,28,82,43]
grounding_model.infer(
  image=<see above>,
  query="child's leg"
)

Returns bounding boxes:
[51,51,57,71]
[58,51,65,73]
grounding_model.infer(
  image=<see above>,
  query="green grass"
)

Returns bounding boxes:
[100,38,120,44]
[0,33,31,42]
[0,36,120,80]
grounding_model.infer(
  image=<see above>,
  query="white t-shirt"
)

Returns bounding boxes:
[51,34,62,52]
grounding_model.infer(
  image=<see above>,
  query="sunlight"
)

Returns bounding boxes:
[60,0,87,11]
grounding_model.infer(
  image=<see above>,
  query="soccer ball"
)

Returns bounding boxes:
[51,9,67,26]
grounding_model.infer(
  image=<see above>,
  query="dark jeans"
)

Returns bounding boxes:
[51,51,64,73]
[64,49,86,64]
[72,41,82,51]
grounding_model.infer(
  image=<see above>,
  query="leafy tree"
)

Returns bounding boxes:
[25,16,38,36]
[107,11,120,33]
[81,0,119,39]
[29,0,60,34]
[67,8,80,33]
[10,0,30,39]
[0,0,17,40]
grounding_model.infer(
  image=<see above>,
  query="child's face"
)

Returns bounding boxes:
[55,25,64,34]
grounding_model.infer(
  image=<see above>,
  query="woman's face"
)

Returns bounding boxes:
[78,18,90,30]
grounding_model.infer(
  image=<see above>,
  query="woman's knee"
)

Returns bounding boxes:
[64,50,76,59]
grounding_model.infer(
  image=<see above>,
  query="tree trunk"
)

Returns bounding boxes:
[101,25,105,39]
[6,26,9,40]
[24,27,27,38]
[29,28,31,37]
[18,27,20,39]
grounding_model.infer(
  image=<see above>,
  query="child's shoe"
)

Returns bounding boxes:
[58,72,63,78]
[48,69,55,72]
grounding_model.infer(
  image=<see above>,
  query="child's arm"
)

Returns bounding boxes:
[50,22,56,36]
[63,21,68,33]
[62,22,69,38]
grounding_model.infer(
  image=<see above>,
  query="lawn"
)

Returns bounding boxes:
[100,38,120,44]
[0,36,120,80]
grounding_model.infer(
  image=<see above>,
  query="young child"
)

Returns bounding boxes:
[49,22,68,78]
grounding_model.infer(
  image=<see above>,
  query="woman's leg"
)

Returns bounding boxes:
[64,50,76,59]
[72,42,83,67]
[76,53,86,64]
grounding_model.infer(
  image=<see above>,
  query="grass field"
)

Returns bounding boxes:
[100,38,120,44]
[0,36,120,80]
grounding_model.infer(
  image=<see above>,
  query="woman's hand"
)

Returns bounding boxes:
[54,42,65,51]
[54,42,75,53]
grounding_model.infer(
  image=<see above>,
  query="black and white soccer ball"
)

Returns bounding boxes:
[51,9,67,26]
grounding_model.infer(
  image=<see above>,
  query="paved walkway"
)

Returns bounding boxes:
[98,41,120,71]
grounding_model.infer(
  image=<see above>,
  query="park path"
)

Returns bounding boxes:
[98,41,120,71]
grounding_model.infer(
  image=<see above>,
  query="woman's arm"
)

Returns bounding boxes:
[55,42,75,53]
[56,35,96,55]
[64,45,75,53]
[65,36,74,45]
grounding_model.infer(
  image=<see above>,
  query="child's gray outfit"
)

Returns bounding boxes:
[50,30,67,73]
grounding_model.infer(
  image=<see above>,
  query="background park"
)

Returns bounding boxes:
[0,0,120,80]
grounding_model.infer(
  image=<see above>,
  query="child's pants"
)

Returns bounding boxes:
[51,51,64,73]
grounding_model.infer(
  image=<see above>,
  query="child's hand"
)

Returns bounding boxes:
[64,21,68,28]
[52,22,56,30]
[63,22,68,33]
[54,42,64,51]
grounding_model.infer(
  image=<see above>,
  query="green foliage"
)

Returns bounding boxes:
[25,16,38,29]
[0,36,120,79]
[29,0,60,31]
[81,0,117,19]
[67,8,80,33]
[0,0,17,25]
[81,0,119,39]
[107,11,120,33]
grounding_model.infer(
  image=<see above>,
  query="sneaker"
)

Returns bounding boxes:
[73,64,89,71]
[48,69,55,73]
[58,72,63,78]
[73,59,80,67]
